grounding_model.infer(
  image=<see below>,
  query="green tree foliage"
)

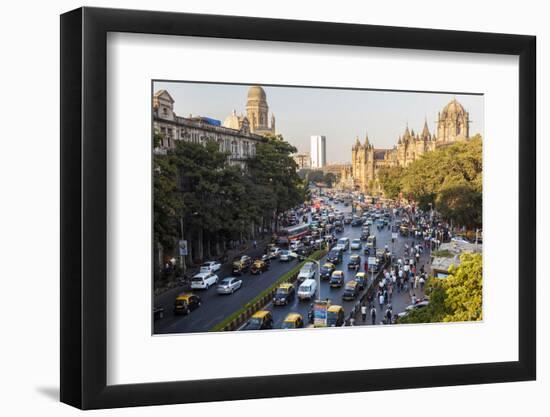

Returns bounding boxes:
[378,135,482,228]
[399,253,482,324]
[153,135,306,264]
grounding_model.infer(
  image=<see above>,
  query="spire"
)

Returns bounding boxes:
[421,117,431,140]
[364,131,370,147]
[403,125,411,141]
[398,135,402,145]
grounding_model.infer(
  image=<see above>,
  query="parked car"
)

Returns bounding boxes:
[200,261,221,273]
[298,262,316,281]
[153,306,165,320]
[350,239,362,250]
[173,293,201,315]
[242,310,273,330]
[273,283,296,306]
[190,272,219,290]
[330,270,345,288]
[281,313,304,329]
[297,278,317,300]
[216,277,242,294]
[398,300,430,318]
[250,259,269,274]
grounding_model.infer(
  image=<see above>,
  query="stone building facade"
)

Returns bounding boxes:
[153,89,267,167]
[343,98,471,193]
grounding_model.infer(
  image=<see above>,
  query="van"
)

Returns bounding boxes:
[297,278,317,300]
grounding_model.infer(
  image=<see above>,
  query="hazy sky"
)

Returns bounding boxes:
[153,81,484,164]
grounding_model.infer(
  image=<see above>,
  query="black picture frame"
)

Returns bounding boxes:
[60,6,536,410]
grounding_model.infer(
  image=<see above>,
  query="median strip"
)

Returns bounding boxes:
[210,250,327,332]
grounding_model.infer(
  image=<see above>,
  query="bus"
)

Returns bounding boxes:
[276,223,310,246]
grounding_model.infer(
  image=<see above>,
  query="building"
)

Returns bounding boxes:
[153,89,266,166]
[342,98,471,193]
[293,153,311,169]
[310,135,327,168]
[431,240,482,278]
[244,86,276,136]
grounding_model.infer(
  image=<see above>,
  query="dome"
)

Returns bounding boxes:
[441,98,466,116]
[223,110,246,130]
[247,85,266,102]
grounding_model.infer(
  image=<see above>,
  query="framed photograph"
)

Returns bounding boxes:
[60,7,536,409]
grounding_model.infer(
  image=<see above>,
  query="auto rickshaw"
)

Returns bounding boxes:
[281,313,304,329]
[327,305,345,327]
[250,259,269,274]
[173,293,201,315]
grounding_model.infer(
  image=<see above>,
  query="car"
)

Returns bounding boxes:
[320,262,336,280]
[173,293,201,315]
[290,240,304,251]
[273,283,296,306]
[451,236,471,244]
[360,232,370,241]
[342,280,360,300]
[354,272,368,290]
[281,313,304,329]
[298,262,316,281]
[279,250,292,262]
[343,215,353,225]
[216,277,242,294]
[327,248,343,264]
[297,278,318,300]
[366,235,377,249]
[153,306,165,320]
[351,217,363,227]
[190,272,219,290]
[337,237,350,250]
[296,245,313,260]
[329,271,345,288]
[398,300,430,318]
[242,310,273,330]
[350,239,362,250]
[200,261,221,273]
[347,254,361,270]
[268,247,282,259]
[250,259,269,274]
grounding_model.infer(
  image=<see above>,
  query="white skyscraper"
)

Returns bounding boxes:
[310,135,326,168]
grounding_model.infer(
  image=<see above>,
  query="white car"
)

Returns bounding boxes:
[298,262,316,281]
[216,277,242,294]
[190,272,219,290]
[398,300,430,318]
[350,239,362,250]
[290,240,303,251]
[200,261,221,273]
[297,279,318,300]
[451,236,471,244]
[269,247,282,259]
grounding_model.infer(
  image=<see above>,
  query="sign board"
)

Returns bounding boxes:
[391,232,398,240]
[368,256,377,266]
[178,240,188,256]
[313,300,329,327]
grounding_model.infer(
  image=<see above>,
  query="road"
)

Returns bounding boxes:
[154,201,429,334]
[266,202,428,328]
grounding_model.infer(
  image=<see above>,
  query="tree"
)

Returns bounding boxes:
[378,166,405,199]
[399,253,483,324]
[443,253,483,322]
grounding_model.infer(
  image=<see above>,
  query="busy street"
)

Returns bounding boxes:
[153,192,447,333]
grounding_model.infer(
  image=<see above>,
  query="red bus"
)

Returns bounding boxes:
[276,223,310,246]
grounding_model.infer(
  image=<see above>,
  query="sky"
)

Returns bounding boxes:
[153,81,484,164]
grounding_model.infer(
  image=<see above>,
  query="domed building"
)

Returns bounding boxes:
[222,109,250,133]
[436,98,470,144]
[245,86,276,136]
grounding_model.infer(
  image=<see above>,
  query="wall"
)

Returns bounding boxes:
[0,0,546,416]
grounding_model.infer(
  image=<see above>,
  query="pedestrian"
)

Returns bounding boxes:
[414,274,419,289]
[350,316,355,326]
[411,293,417,305]
[379,292,385,309]
[253,240,257,249]
[370,306,377,325]
[361,304,367,322]
[419,275,425,291]
[385,306,393,324]
[364,261,368,272]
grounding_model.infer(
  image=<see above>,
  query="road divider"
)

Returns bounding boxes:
[210,249,327,332]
